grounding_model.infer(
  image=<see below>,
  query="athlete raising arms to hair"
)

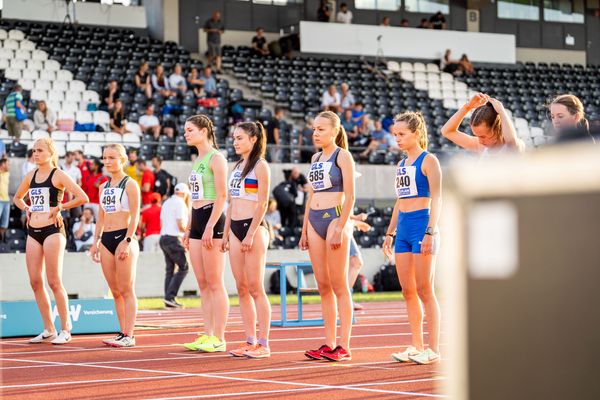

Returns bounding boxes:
[182,115,230,353]
[441,93,525,154]
[89,144,141,347]
[383,112,442,365]
[14,138,89,344]
[222,121,272,359]
[301,110,356,362]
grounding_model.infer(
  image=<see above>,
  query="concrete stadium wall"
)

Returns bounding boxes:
[0,249,388,301]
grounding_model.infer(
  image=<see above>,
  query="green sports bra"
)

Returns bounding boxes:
[189,150,218,201]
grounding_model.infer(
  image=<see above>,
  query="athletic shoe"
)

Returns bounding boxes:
[183,334,210,351]
[195,336,226,353]
[244,344,271,359]
[409,348,441,365]
[103,332,125,346]
[304,344,333,360]
[229,342,254,357]
[391,346,421,363]
[321,345,352,362]
[111,335,136,348]
[29,329,57,344]
[353,302,364,311]
[163,298,183,308]
[51,330,72,345]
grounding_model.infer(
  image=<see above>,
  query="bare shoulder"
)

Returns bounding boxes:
[337,148,355,164]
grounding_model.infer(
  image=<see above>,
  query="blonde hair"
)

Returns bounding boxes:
[316,111,348,150]
[104,143,128,164]
[394,112,429,150]
[34,137,58,168]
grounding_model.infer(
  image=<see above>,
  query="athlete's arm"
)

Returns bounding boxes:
[124,179,141,239]
[206,153,228,230]
[336,149,356,232]
[246,160,270,238]
[382,197,402,260]
[12,170,34,211]
[488,97,525,152]
[441,94,487,152]
[423,155,442,232]
[55,169,89,209]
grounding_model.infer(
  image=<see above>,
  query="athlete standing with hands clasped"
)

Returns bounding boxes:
[14,138,89,344]
[89,144,141,348]
[383,112,442,365]
[301,111,356,362]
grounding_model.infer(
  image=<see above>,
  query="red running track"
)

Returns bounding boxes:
[0,301,446,399]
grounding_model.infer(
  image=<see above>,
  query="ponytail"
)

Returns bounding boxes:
[394,111,429,150]
[335,125,348,150]
[236,121,267,178]
[316,110,347,150]
[186,114,219,149]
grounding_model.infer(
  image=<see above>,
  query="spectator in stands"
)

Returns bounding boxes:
[137,159,156,207]
[336,3,353,24]
[299,117,316,162]
[21,149,36,179]
[0,139,5,159]
[100,80,121,112]
[83,158,108,218]
[459,54,475,75]
[5,85,26,142]
[140,193,162,252]
[135,62,152,99]
[265,198,282,232]
[0,158,9,242]
[187,67,204,98]
[138,104,161,140]
[62,151,83,220]
[317,0,331,22]
[381,17,391,26]
[340,83,355,110]
[417,18,430,29]
[341,109,358,136]
[125,149,142,186]
[400,19,410,27]
[265,107,283,162]
[351,101,366,127]
[33,101,56,133]
[441,49,461,75]
[252,27,270,56]
[73,149,91,184]
[204,11,225,73]
[430,11,447,30]
[151,156,173,201]
[159,183,190,307]
[321,84,341,112]
[201,67,217,97]
[354,114,374,147]
[110,99,128,135]
[359,119,395,158]
[168,63,188,95]
[72,208,96,252]
[161,118,177,139]
[152,64,176,98]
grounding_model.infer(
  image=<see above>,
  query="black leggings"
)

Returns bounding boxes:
[230,218,268,242]
[27,224,66,246]
[101,229,128,255]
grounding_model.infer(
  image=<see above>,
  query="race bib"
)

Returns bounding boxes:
[189,172,204,201]
[29,188,50,213]
[101,187,123,213]
[229,170,243,198]
[308,162,333,191]
[395,165,418,198]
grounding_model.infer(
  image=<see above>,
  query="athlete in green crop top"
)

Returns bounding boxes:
[181,115,230,353]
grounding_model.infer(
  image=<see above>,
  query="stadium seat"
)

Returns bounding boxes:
[106,132,123,143]
[32,130,50,140]
[84,144,103,158]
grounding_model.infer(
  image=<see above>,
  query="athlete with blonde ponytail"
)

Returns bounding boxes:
[301,111,356,362]
[182,115,230,353]
[382,112,442,365]
[13,138,89,344]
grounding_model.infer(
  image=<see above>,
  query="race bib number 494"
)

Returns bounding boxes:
[101,188,123,213]
[29,188,50,213]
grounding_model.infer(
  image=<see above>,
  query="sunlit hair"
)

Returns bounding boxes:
[186,114,218,149]
[34,138,58,168]
[315,110,348,150]
[470,103,503,145]
[104,143,128,164]
[394,111,429,150]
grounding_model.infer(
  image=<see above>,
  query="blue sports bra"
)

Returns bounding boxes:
[308,147,343,193]
[395,151,430,199]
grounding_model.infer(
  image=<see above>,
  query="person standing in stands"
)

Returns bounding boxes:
[441,93,524,155]
[222,122,271,359]
[301,111,355,362]
[251,27,270,56]
[5,84,26,142]
[13,138,89,345]
[429,11,447,30]
[382,112,442,365]
[336,3,353,24]
[160,183,191,308]
[204,12,225,73]
[83,158,108,219]
[264,107,283,162]
[137,159,156,209]
[0,158,10,242]
[151,156,173,201]
[73,150,91,184]
[90,143,141,347]
[140,193,162,252]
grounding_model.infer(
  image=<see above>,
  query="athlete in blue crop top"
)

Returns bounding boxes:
[301,111,356,362]
[382,112,442,366]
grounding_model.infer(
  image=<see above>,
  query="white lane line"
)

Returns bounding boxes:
[0,374,193,389]
[346,377,447,387]
[142,387,324,400]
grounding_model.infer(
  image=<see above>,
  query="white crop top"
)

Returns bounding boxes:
[228,161,260,202]
[100,177,131,213]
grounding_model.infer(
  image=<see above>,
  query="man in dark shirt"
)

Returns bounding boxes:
[100,80,121,112]
[251,27,269,56]
[429,11,446,30]
[203,11,225,73]
[152,156,173,201]
[263,107,284,162]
